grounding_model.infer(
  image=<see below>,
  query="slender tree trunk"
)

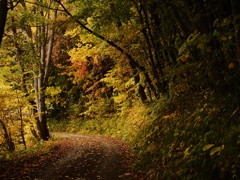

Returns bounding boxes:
[34,75,50,140]
[138,1,163,95]
[32,3,57,141]
[129,61,148,103]
[132,0,161,98]
[19,105,27,149]
[34,76,44,139]
[0,119,15,152]
[0,0,8,45]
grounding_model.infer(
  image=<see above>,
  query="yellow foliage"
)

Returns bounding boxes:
[46,86,62,97]
[0,84,34,150]
[113,93,128,104]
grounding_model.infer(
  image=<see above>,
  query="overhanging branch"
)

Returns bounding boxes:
[55,0,144,71]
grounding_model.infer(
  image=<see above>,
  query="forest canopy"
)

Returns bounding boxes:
[1,0,240,179]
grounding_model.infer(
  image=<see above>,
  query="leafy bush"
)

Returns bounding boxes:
[132,90,240,179]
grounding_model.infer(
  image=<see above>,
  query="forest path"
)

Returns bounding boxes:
[42,132,135,179]
[0,132,138,180]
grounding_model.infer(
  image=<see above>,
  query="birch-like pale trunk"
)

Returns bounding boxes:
[33,1,57,140]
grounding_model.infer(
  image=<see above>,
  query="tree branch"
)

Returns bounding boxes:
[43,7,58,87]
[55,0,143,70]
[25,0,65,12]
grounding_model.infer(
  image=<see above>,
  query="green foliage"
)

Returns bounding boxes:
[131,91,240,179]
[68,0,132,31]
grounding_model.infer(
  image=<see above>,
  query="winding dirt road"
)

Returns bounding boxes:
[39,132,135,179]
[0,132,138,180]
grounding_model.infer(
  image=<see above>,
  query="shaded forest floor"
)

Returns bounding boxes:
[0,133,140,179]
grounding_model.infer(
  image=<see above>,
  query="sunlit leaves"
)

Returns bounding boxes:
[46,86,62,97]
[0,85,32,152]
[68,0,132,30]
[202,144,225,156]
[202,144,215,151]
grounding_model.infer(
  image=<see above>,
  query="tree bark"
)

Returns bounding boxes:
[30,1,58,141]
[129,61,148,102]
[0,119,15,152]
[0,0,8,46]
[34,76,50,140]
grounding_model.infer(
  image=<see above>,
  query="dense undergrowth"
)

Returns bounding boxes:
[49,89,240,179]
[133,92,240,179]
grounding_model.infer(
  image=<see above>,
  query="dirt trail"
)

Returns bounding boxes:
[39,133,135,180]
[0,133,137,180]
[51,132,93,138]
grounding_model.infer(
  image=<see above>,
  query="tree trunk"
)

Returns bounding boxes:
[129,61,148,103]
[0,0,8,45]
[34,76,50,140]
[141,27,162,97]
[32,3,57,141]
[133,0,162,98]
[0,119,15,152]
[19,105,27,149]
